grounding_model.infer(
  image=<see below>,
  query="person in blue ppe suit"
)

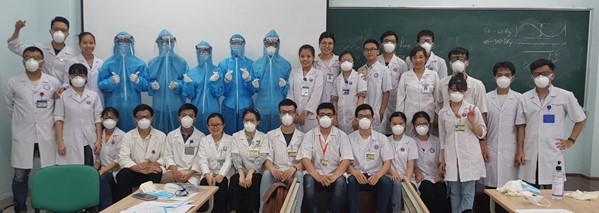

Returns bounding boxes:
[252,30,292,133]
[218,34,255,135]
[98,32,149,131]
[147,30,189,133]
[183,41,224,134]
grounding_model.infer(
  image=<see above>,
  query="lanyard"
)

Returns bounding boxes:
[318,134,329,156]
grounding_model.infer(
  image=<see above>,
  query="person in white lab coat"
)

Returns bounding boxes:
[115,104,166,201]
[4,47,61,213]
[396,46,440,136]
[298,102,353,213]
[347,104,393,213]
[378,31,409,135]
[260,99,306,213]
[230,109,270,213]
[66,32,104,104]
[331,51,367,134]
[55,63,103,166]
[7,17,78,85]
[515,59,586,188]
[96,107,125,210]
[314,31,340,103]
[482,61,522,189]
[161,103,205,184]
[406,30,448,79]
[286,44,324,133]
[358,39,393,133]
[387,111,418,212]
[198,113,232,213]
[438,73,486,213]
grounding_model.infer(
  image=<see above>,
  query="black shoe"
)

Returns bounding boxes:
[461,209,474,213]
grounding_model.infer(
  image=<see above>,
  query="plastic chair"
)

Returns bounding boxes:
[30,165,100,213]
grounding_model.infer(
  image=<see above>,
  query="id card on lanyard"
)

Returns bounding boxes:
[301,77,310,96]
[319,134,329,166]
[543,105,555,123]
[36,91,48,108]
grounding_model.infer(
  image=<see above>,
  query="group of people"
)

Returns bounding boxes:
[4,16,587,213]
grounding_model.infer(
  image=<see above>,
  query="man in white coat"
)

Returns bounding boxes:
[406,30,448,79]
[515,59,586,188]
[115,104,166,201]
[358,39,392,133]
[4,46,61,213]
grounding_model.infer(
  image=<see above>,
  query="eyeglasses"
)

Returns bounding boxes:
[23,57,43,61]
[363,48,379,53]
[532,72,553,77]
[156,35,176,44]
[174,187,189,197]
[279,110,296,115]
[230,38,246,45]
[317,113,334,118]
[449,56,467,62]
[69,74,87,78]
[382,39,396,44]
[356,114,372,120]
[208,123,223,128]
[135,115,151,120]
[263,37,280,48]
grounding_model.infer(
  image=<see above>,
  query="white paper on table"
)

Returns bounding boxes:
[515,209,573,213]
[120,201,194,213]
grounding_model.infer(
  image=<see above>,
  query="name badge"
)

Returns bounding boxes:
[320,159,328,166]
[420,83,432,93]
[543,114,555,124]
[217,159,225,166]
[455,125,466,131]
[36,100,48,108]
[327,73,334,82]
[249,149,259,157]
[287,151,297,158]
[366,153,376,160]
[342,88,350,95]
[184,147,195,155]
[301,86,310,96]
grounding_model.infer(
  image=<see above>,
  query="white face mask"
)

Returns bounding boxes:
[450,91,464,103]
[496,76,512,89]
[451,60,466,73]
[102,119,117,129]
[340,61,353,72]
[534,74,551,88]
[266,46,276,56]
[420,42,432,53]
[137,118,151,130]
[319,116,332,128]
[281,113,293,126]
[25,58,40,72]
[358,118,371,130]
[244,122,256,132]
[180,116,194,129]
[52,31,66,43]
[415,125,429,136]
[392,125,405,135]
[71,76,86,87]
[383,42,396,54]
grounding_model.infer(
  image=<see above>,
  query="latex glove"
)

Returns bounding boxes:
[151,81,160,90]
[241,68,251,82]
[252,79,260,89]
[130,71,140,84]
[224,70,233,83]
[183,74,192,83]
[168,81,178,90]
[210,72,219,82]
[278,78,286,87]
[111,72,120,84]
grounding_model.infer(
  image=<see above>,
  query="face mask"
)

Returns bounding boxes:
[383,42,396,54]
[25,58,40,72]
[231,44,242,56]
[71,76,86,87]
[102,119,117,129]
[319,116,332,128]
[415,125,429,136]
[392,125,405,135]
[450,91,464,103]
[244,122,256,132]
[266,46,276,56]
[496,76,511,89]
[137,118,151,130]
[181,116,194,129]
[52,31,66,43]
[358,118,371,130]
[534,75,551,88]
[451,60,465,73]
[281,113,293,126]
[420,42,432,53]
[340,61,353,72]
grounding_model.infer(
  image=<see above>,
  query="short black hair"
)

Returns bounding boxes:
[363,39,379,48]
[279,99,297,111]
[409,46,427,59]
[354,104,374,118]
[417,30,435,42]
[317,102,336,116]
[178,103,198,116]
[492,61,516,76]
[299,44,315,57]
[318,31,336,44]
[68,63,88,76]
[22,46,44,59]
[51,16,70,29]
[448,47,469,60]
[411,111,431,125]
[339,50,355,62]
[243,108,261,121]
[448,73,468,91]
[78,32,96,44]
[389,111,407,123]
[529,59,555,73]
[380,31,398,44]
[133,104,153,117]
[102,107,120,119]
[206,113,225,125]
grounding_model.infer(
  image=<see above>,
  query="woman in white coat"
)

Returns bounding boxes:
[287,45,324,133]
[331,51,367,134]
[67,32,104,104]
[313,32,339,103]
[438,73,486,213]
[97,107,125,210]
[387,112,418,212]
[55,63,103,165]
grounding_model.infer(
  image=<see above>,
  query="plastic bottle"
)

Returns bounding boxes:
[552,161,564,200]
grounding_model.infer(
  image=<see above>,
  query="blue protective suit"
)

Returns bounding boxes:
[183,41,224,134]
[253,30,292,132]
[98,32,149,131]
[217,34,255,135]
[147,30,189,133]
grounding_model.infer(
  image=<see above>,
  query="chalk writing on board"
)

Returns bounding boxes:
[338,28,374,51]
[516,23,567,46]
[483,27,513,37]
[520,50,562,70]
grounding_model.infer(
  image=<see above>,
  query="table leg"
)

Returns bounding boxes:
[198,196,214,213]
[490,197,496,213]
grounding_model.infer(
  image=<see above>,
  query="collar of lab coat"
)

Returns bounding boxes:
[273,127,302,145]
[315,127,339,144]
[530,85,555,108]
[405,68,434,79]
[73,54,102,71]
[173,127,202,145]
[295,67,319,81]
[17,73,53,92]
[66,87,92,102]
[103,127,125,140]
[132,127,159,147]
[426,52,439,64]
[488,89,519,110]
[41,42,76,57]
[376,54,401,67]
[236,130,266,145]
[440,100,474,118]
[315,54,339,68]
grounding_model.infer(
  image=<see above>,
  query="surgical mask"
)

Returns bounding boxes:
[420,42,432,53]
[266,46,276,56]
[25,58,40,72]
[180,116,194,129]
[340,61,353,72]
[496,76,511,89]
[358,118,371,130]
[119,44,131,56]
[319,116,332,128]
[52,31,66,43]
[199,53,210,63]
[102,119,117,129]
[450,91,464,103]
[534,75,551,88]
[231,44,242,56]
[244,122,256,132]
[70,76,86,87]
[281,113,293,126]
[137,118,151,130]
[451,60,466,73]
[415,125,429,136]
[392,125,405,135]
[383,42,396,53]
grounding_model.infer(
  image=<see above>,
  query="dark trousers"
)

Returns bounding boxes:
[99,172,117,210]
[419,180,450,213]
[199,176,229,213]
[83,145,93,166]
[12,143,39,213]
[229,173,262,213]
[347,174,393,213]
[115,168,162,201]
[303,174,347,213]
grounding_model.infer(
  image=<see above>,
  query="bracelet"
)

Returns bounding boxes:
[567,137,576,143]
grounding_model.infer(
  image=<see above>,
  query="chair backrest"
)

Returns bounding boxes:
[31,165,100,212]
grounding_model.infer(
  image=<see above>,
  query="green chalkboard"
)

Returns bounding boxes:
[328,8,589,106]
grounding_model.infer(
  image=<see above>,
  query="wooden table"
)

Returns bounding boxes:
[485,189,599,213]
[101,184,218,213]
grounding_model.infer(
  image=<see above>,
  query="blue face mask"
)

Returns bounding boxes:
[150,190,176,200]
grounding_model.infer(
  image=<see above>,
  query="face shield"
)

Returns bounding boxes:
[196,44,212,63]
[263,37,280,48]
[115,34,135,56]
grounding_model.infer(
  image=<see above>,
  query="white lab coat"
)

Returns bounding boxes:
[482,90,521,187]
[286,67,324,133]
[358,61,393,132]
[348,130,393,176]
[198,134,233,178]
[413,135,442,184]
[396,69,440,136]
[388,135,419,178]
[54,88,103,165]
[4,73,61,168]
[314,54,340,103]
[439,101,486,182]
[231,130,271,174]
[515,86,586,185]
[8,39,78,85]
[406,51,448,80]
[378,54,409,134]
[163,127,205,183]
[437,75,488,113]
[266,128,305,170]
[118,128,166,170]
[98,128,125,169]
[296,127,354,176]
[66,54,105,104]
[331,70,367,134]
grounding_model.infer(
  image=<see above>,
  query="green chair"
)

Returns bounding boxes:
[31,165,100,213]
